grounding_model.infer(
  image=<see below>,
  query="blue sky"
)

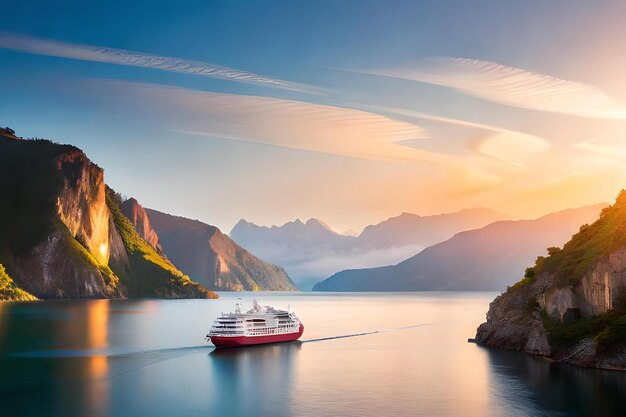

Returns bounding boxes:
[2,1,626,233]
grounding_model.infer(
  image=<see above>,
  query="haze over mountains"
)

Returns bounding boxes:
[313,204,607,291]
[231,208,507,289]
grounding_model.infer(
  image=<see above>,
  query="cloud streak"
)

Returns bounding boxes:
[95,81,446,164]
[365,105,551,167]
[363,57,626,119]
[0,32,313,92]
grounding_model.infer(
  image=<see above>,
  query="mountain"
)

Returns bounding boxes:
[231,218,353,250]
[230,209,508,289]
[357,208,508,249]
[474,191,626,370]
[121,198,163,253]
[230,218,357,289]
[0,127,216,299]
[313,204,606,291]
[145,208,297,291]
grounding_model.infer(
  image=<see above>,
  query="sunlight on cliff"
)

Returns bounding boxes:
[99,242,108,259]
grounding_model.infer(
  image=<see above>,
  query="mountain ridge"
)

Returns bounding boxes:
[230,208,509,289]
[145,207,297,291]
[313,203,607,291]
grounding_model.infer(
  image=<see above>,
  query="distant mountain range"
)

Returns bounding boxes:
[313,204,607,291]
[231,208,508,289]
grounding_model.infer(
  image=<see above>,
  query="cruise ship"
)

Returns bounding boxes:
[206,300,304,347]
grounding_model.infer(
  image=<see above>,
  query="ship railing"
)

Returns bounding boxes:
[246,325,299,336]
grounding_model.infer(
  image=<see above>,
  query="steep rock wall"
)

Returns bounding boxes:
[475,246,626,369]
[120,198,163,253]
[55,149,111,265]
[0,138,123,298]
[543,245,626,318]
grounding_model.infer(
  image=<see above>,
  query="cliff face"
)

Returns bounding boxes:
[543,247,626,318]
[145,208,297,291]
[56,149,111,264]
[121,198,163,253]
[475,192,626,370]
[0,137,122,298]
[0,131,215,300]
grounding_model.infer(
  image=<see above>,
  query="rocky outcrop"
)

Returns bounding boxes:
[474,275,551,357]
[121,198,163,253]
[475,192,626,370]
[145,208,297,291]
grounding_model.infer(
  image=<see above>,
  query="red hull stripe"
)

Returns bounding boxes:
[211,323,304,348]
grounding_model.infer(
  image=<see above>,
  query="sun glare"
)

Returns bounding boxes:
[99,242,108,258]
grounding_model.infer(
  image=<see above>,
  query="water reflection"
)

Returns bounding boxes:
[210,343,301,417]
[486,348,626,417]
[0,300,112,417]
[1,294,626,417]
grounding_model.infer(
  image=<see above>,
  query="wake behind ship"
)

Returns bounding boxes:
[206,300,304,347]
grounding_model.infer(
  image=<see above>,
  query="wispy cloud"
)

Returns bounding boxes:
[0,32,313,93]
[94,81,447,164]
[470,131,550,167]
[361,57,626,119]
[364,105,551,167]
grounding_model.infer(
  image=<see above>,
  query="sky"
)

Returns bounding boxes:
[2,0,626,233]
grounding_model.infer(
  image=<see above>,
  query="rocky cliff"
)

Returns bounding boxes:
[145,208,297,291]
[0,135,122,298]
[121,198,163,253]
[475,191,626,370]
[0,129,215,300]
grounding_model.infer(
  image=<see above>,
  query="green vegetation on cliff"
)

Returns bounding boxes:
[0,263,36,301]
[106,188,217,299]
[500,190,626,360]
[532,190,626,287]
[0,137,74,255]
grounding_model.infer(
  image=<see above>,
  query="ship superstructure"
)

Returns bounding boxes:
[207,300,304,347]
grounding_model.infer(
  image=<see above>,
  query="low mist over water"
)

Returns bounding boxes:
[1,293,625,417]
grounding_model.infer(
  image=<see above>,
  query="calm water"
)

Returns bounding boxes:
[1,292,625,417]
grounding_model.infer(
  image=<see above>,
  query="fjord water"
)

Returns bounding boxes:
[1,293,625,417]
